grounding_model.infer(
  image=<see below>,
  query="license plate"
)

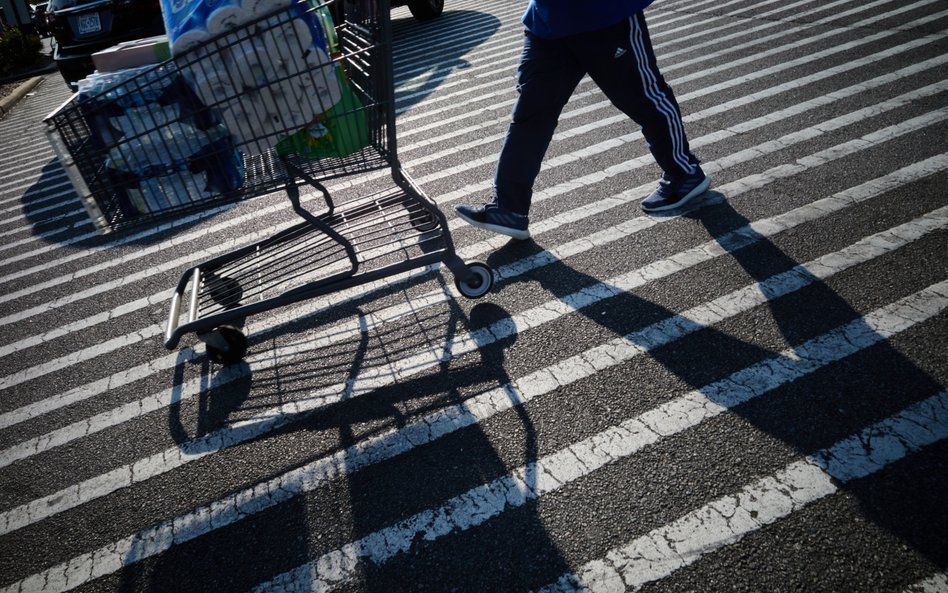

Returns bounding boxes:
[77,12,101,35]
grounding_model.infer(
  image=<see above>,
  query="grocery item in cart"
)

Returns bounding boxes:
[162,0,334,55]
[106,123,241,212]
[163,0,297,54]
[164,0,344,154]
[77,64,244,217]
[92,35,173,73]
[160,0,210,54]
[274,65,368,159]
[201,25,341,154]
[78,65,219,136]
[205,0,252,34]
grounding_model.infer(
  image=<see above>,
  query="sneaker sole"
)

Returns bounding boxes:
[641,176,712,213]
[455,210,530,240]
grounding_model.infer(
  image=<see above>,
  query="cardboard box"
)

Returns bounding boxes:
[92,35,171,72]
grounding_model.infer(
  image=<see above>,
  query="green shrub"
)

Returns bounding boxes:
[0,26,43,75]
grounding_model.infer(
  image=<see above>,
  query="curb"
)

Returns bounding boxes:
[0,76,45,119]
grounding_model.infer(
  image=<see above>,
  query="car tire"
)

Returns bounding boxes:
[407,0,443,21]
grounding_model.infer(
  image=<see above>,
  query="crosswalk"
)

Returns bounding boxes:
[0,0,945,591]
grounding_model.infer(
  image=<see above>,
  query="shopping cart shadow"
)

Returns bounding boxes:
[18,158,93,240]
[331,299,572,591]
[123,275,571,591]
[483,190,947,582]
[20,156,240,247]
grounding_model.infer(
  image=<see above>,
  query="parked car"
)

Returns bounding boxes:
[393,0,442,21]
[31,2,49,36]
[332,0,443,23]
[45,0,163,90]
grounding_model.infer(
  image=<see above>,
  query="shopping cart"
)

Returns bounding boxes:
[45,0,493,363]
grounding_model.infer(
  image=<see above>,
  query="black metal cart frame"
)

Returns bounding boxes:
[45,0,493,363]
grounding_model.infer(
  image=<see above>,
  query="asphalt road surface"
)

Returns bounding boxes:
[0,0,946,591]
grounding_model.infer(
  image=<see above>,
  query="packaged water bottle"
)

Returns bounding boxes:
[110,104,178,138]
[158,121,210,163]
[127,176,171,213]
[159,170,208,206]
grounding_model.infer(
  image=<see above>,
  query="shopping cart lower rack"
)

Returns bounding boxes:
[44,0,493,364]
[165,165,493,363]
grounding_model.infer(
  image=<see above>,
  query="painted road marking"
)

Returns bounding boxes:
[1,209,944,545]
[1,80,943,393]
[533,395,948,593]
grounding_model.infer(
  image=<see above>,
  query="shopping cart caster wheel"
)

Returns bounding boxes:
[410,209,438,233]
[455,262,493,299]
[204,325,248,364]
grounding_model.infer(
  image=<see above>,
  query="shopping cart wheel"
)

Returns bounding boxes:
[455,262,493,299]
[204,325,249,364]
[410,209,438,233]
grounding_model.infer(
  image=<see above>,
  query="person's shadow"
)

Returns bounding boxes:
[484,191,947,574]
[689,196,947,569]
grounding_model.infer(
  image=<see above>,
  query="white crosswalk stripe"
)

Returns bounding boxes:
[534,392,948,593]
[3,206,945,587]
[904,571,948,593]
[258,389,948,593]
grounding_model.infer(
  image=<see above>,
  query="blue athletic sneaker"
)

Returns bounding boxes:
[455,202,530,240]
[641,167,711,212]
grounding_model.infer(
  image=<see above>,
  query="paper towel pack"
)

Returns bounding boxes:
[162,0,345,156]
[182,20,341,154]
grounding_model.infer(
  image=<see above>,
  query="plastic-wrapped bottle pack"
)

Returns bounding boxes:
[78,64,244,217]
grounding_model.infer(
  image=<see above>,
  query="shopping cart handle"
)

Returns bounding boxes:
[165,290,183,348]
[165,268,201,349]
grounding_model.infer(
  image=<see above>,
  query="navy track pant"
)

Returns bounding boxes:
[494,12,699,215]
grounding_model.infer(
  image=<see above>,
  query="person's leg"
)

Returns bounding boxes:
[582,13,698,177]
[455,30,584,239]
[579,13,709,211]
[493,30,585,215]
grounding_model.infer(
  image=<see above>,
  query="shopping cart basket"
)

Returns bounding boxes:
[45,0,493,363]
